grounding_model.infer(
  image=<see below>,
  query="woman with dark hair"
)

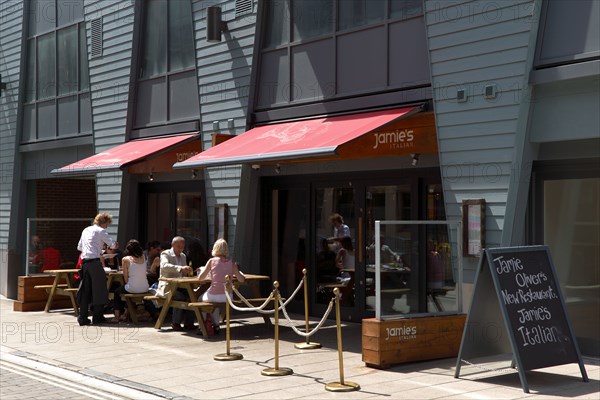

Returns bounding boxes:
[111,239,151,322]
[336,236,355,271]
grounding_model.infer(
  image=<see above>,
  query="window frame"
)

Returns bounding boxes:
[133,0,199,131]
[21,0,91,144]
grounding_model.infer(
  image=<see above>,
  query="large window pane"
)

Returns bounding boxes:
[168,0,195,71]
[338,0,385,31]
[58,95,78,135]
[169,71,199,121]
[29,0,56,36]
[37,100,56,139]
[25,42,36,102]
[37,33,56,99]
[22,104,36,142]
[390,0,423,19]
[58,26,78,95]
[142,0,167,77]
[80,93,92,133]
[263,0,289,48]
[57,0,83,27]
[292,0,333,41]
[135,78,167,126]
[544,178,600,356]
[79,23,89,91]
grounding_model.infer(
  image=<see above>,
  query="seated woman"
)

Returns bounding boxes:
[197,239,245,332]
[112,239,153,322]
[336,236,355,271]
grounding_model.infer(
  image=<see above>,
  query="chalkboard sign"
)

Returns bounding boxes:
[455,246,588,393]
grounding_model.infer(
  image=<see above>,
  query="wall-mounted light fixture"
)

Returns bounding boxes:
[191,169,198,179]
[149,172,154,181]
[411,153,420,166]
[207,6,228,43]
[274,164,281,174]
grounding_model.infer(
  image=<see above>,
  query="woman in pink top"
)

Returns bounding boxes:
[198,239,245,329]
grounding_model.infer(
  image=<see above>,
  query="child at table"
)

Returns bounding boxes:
[197,239,245,332]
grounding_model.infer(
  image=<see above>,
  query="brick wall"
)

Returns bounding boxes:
[34,179,97,267]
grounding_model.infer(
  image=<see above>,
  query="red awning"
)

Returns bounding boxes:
[51,134,199,176]
[173,107,422,169]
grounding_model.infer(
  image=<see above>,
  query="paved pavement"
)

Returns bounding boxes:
[1,296,598,399]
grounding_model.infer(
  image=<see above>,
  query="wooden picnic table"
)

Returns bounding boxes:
[36,269,80,315]
[36,269,125,315]
[153,274,271,337]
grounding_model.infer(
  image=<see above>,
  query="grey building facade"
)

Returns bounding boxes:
[1,0,598,356]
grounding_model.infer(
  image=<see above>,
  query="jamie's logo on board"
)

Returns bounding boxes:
[385,326,417,341]
[373,129,414,150]
[176,152,199,162]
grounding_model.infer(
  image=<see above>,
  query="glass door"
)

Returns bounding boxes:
[313,183,360,320]
[364,184,415,314]
[141,182,208,264]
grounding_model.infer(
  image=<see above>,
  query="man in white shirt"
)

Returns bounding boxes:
[77,213,119,326]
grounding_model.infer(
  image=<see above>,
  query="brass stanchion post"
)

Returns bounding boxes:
[325,288,360,392]
[295,269,321,349]
[262,281,293,376]
[214,275,243,361]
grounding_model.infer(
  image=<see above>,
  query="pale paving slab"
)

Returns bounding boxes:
[2,297,599,400]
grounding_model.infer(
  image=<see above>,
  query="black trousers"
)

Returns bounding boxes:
[77,259,108,321]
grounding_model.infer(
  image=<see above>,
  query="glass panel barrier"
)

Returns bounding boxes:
[374,220,462,320]
[26,218,93,276]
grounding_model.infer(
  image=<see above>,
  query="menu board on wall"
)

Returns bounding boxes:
[455,246,588,393]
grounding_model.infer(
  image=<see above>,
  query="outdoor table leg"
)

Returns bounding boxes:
[44,273,61,313]
[184,283,208,338]
[64,272,79,316]
[245,280,272,327]
[154,285,177,330]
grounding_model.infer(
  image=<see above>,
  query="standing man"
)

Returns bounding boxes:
[156,236,195,331]
[77,213,119,326]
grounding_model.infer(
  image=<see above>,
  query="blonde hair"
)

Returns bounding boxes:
[211,239,229,258]
[94,212,112,226]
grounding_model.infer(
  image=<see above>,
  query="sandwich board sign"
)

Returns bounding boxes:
[455,246,588,393]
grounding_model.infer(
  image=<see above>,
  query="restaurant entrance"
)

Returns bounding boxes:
[140,181,208,259]
[264,169,444,321]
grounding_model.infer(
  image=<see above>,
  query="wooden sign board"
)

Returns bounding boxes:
[455,246,588,393]
[362,314,466,369]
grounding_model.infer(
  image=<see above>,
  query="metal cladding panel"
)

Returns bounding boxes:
[193,0,257,256]
[424,0,539,253]
[0,0,24,296]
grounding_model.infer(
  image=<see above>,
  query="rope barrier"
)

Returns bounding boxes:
[279,290,335,338]
[227,276,305,314]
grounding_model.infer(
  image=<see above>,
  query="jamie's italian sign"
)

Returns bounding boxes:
[337,112,438,159]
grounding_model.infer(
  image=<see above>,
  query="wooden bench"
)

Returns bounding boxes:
[34,283,79,315]
[121,293,153,324]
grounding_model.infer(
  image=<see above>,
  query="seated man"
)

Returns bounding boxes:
[40,242,61,271]
[156,236,194,331]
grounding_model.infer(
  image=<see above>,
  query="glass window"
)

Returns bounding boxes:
[263,0,289,48]
[37,32,56,99]
[141,0,167,77]
[57,0,83,27]
[292,0,333,41]
[79,24,89,91]
[543,178,599,356]
[390,0,423,19]
[25,43,36,102]
[22,1,90,143]
[168,0,195,71]
[338,0,385,31]
[58,25,78,95]
[29,0,56,37]
[136,0,198,128]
